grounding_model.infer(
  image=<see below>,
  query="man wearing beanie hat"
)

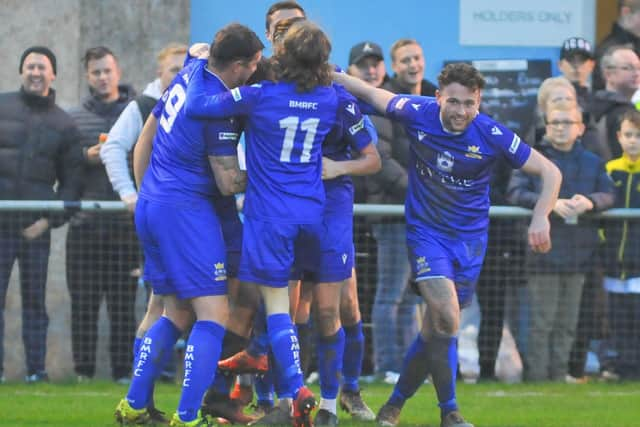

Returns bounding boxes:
[0,46,84,383]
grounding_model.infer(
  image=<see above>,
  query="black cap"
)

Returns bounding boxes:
[560,37,594,61]
[349,41,384,65]
[19,46,57,75]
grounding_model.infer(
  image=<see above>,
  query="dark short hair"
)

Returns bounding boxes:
[265,1,306,31]
[209,23,265,70]
[83,46,117,70]
[619,108,640,130]
[247,58,275,85]
[437,63,486,92]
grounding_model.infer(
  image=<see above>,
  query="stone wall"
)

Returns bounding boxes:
[1,0,190,381]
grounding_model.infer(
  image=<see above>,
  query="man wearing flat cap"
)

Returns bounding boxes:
[0,46,83,383]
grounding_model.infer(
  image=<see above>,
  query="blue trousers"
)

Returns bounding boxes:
[0,229,50,377]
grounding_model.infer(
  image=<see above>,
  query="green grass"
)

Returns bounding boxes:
[0,380,638,426]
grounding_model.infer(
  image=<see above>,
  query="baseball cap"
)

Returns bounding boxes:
[560,37,594,61]
[349,41,384,65]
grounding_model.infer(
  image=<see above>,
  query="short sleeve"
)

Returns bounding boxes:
[204,117,242,157]
[490,122,531,169]
[385,95,436,126]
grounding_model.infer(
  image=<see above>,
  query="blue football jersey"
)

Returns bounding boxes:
[386,95,531,238]
[139,60,240,205]
[185,59,349,224]
[322,84,375,215]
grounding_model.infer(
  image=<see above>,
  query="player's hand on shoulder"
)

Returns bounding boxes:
[189,43,209,59]
[528,213,551,253]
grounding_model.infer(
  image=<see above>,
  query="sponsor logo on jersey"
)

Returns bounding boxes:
[214,262,227,282]
[349,118,365,135]
[231,87,242,102]
[341,253,348,264]
[218,132,239,141]
[395,97,410,110]
[491,125,503,136]
[345,103,356,115]
[417,130,426,141]
[437,150,454,172]
[416,159,474,189]
[412,103,421,111]
[416,256,431,275]
[465,145,483,159]
[508,134,521,154]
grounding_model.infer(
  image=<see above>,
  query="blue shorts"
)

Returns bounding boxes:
[239,217,322,288]
[136,198,228,299]
[292,212,354,283]
[214,196,243,278]
[407,230,487,308]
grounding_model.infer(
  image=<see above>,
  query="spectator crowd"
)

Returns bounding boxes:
[1,0,639,397]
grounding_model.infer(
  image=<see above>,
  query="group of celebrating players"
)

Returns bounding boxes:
[114,2,563,427]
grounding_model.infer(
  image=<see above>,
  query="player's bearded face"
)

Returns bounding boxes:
[437,83,480,132]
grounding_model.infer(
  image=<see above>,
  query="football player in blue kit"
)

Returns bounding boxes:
[114,24,264,427]
[333,63,562,427]
[185,21,373,427]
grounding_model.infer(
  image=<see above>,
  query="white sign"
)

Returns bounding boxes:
[460,0,594,47]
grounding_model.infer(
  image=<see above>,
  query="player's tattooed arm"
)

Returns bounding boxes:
[208,155,247,195]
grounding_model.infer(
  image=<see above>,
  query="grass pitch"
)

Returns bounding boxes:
[0,380,637,426]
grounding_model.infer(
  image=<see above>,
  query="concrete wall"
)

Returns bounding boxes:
[1,0,190,381]
[0,0,190,109]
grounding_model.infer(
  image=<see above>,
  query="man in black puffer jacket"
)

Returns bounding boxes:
[66,46,137,383]
[0,46,84,383]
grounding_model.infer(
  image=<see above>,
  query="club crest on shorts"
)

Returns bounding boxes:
[214,262,227,281]
[416,256,431,275]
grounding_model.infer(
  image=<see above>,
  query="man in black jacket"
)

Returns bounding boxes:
[66,46,137,383]
[0,46,83,383]
[593,0,640,91]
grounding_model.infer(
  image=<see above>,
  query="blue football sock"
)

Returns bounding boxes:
[388,334,429,408]
[267,313,303,397]
[317,328,345,399]
[177,321,225,422]
[133,337,142,365]
[126,317,180,410]
[255,363,275,406]
[342,322,364,392]
[428,335,458,416]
